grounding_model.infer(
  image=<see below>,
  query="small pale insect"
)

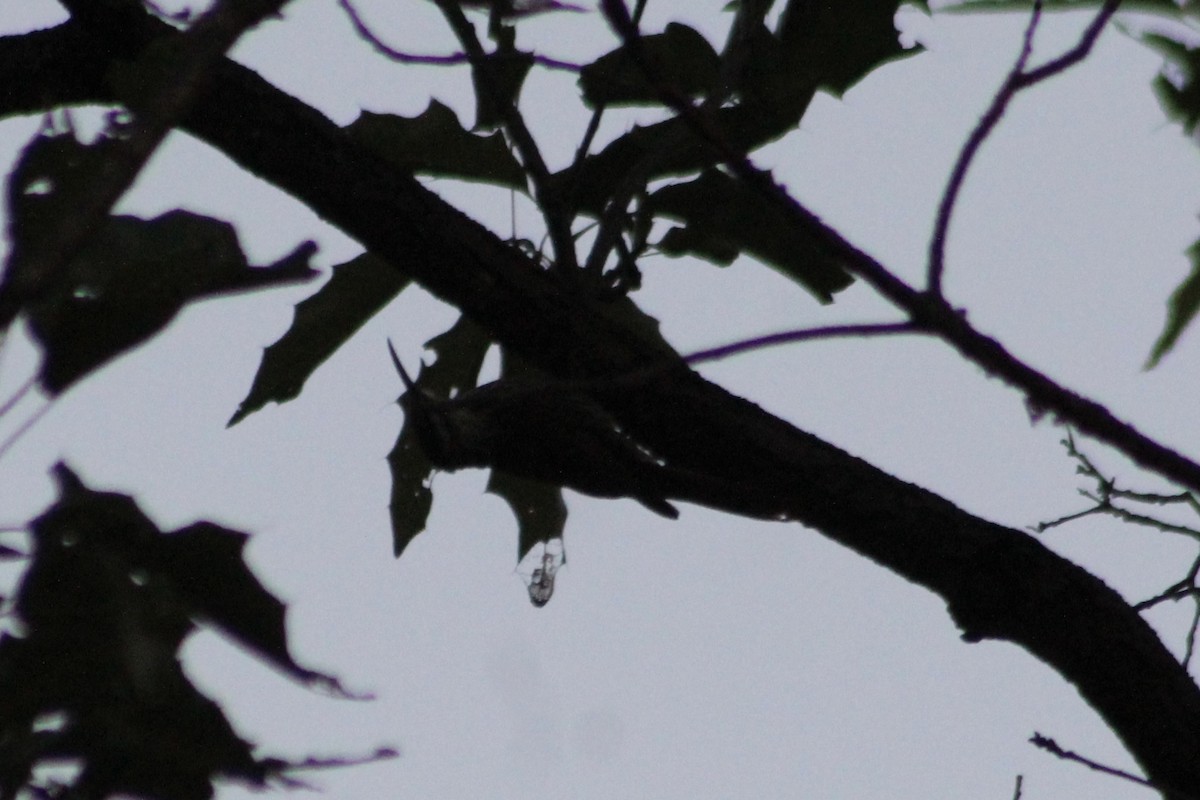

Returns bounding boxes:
[521,538,565,607]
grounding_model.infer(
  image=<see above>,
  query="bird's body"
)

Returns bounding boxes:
[389,342,678,518]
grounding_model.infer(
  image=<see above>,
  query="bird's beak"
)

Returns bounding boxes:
[387,339,419,393]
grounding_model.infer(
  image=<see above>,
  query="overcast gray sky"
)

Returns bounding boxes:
[3,2,1200,798]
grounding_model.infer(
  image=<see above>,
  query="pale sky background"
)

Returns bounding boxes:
[3,2,1200,799]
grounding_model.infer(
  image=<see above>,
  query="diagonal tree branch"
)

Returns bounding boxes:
[5,16,1200,795]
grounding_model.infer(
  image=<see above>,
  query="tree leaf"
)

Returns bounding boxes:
[6,127,319,394]
[555,102,809,217]
[1140,32,1200,135]
[487,469,567,562]
[486,349,568,561]
[388,315,493,557]
[658,225,740,265]
[776,0,925,98]
[0,463,356,800]
[229,253,410,426]
[580,22,721,107]
[1147,240,1200,368]
[346,101,527,191]
[649,169,853,302]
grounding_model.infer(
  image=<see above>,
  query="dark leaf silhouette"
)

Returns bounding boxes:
[486,351,567,562]
[1142,31,1200,135]
[488,470,567,563]
[580,22,721,107]
[5,127,319,394]
[649,169,852,302]
[555,102,806,218]
[776,0,925,98]
[388,316,493,557]
[230,253,409,426]
[1148,239,1200,367]
[347,101,527,191]
[0,465,288,800]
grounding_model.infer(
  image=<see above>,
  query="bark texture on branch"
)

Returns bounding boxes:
[4,13,1200,795]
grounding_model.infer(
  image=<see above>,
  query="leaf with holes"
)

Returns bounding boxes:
[388,315,493,557]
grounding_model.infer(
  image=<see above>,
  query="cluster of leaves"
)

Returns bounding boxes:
[7,0,1200,798]
[0,465,363,800]
[228,0,927,566]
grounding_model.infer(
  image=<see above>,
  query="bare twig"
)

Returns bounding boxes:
[337,0,581,71]
[1017,0,1121,87]
[1035,433,1200,539]
[0,375,35,422]
[927,1,1042,297]
[0,398,51,463]
[0,0,295,331]
[1011,774,1023,800]
[682,323,917,365]
[1030,733,1167,795]
[927,0,1120,296]
[598,0,1200,498]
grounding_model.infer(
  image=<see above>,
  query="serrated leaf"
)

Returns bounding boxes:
[1148,240,1200,367]
[487,469,567,562]
[580,22,721,107]
[776,0,924,97]
[229,253,409,426]
[346,101,527,191]
[27,212,317,394]
[649,169,853,302]
[388,316,493,557]
[6,127,318,394]
[485,349,569,561]
[555,103,804,216]
[2,463,350,799]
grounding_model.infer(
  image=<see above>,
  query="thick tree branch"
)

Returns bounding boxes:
[5,18,1200,795]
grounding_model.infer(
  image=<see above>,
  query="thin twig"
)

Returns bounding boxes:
[1030,733,1165,794]
[1012,774,1023,800]
[1185,598,1200,667]
[598,0,1200,498]
[1017,0,1121,87]
[927,0,1043,297]
[1036,433,1200,538]
[0,375,35,422]
[927,0,1119,296]
[337,0,581,71]
[682,323,917,366]
[0,398,51,463]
